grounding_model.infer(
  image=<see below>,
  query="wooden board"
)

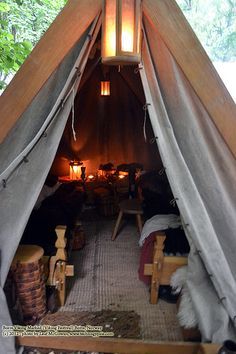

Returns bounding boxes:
[143,0,236,158]
[0,0,101,143]
[144,256,188,284]
[17,337,200,354]
[17,336,220,354]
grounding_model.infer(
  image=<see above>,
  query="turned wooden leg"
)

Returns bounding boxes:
[111,211,123,241]
[150,235,165,304]
[48,225,67,306]
[136,214,143,234]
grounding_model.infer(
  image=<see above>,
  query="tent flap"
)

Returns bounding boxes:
[140,16,236,342]
[0,16,100,353]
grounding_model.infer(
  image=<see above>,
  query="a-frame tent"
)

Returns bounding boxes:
[0,0,236,352]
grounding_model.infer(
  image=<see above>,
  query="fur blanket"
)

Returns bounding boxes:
[170,266,198,329]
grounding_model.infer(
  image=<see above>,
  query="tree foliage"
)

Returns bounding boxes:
[176,0,236,62]
[0,0,67,89]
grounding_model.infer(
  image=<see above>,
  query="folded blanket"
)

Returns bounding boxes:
[139,214,181,247]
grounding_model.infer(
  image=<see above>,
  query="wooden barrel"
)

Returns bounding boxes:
[11,245,46,324]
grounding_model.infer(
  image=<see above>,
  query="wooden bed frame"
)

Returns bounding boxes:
[144,231,188,304]
[17,232,220,353]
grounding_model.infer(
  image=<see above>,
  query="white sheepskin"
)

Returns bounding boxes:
[170,266,198,329]
[170,266,187,294]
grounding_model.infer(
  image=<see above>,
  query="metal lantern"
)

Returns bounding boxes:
[69,160,83,180]
[102,0,142,65]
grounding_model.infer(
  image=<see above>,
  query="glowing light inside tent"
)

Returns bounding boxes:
[102,0,141,65]
[119,171,129,177]
[88,174,95,181]
[101,81,110,96]
[103,0,116,58]
[69,160,83,180]
[121,0,134,52]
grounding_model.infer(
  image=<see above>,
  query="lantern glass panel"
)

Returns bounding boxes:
[101,81,110,96]
[121,0,135,52]
[103,0,117,58]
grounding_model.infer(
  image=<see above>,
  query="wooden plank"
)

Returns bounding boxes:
[65,264,74,277]
[0,0,102,143]
[17,337,200,354]
[198,343,220,354]
[160,258,188,284]
[143,0,236,158]
[144,257,187,283]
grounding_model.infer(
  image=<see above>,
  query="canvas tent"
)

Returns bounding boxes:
[0,0,236,352]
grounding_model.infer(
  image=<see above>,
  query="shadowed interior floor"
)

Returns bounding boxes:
[60,209,183,341]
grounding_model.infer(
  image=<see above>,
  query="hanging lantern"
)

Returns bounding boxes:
[102,0,142,65]
[101,81,111,96]
[69,160,83,180]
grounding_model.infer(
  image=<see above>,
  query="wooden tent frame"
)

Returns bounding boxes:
[0,0,235,156]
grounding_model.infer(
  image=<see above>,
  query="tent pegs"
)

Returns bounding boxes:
[134,65,143,74]
[158,167,166,175]
[149,136,158,144]
[143,103,151,110]
[219,297,226,304]
[75,67,81,77]
[87,33,93,41]
[170,198,179,207]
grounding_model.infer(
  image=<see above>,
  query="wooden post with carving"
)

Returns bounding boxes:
[48,225,74,307]
[150,233,166,304]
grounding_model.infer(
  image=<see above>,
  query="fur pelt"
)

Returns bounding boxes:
[170,266,198,329]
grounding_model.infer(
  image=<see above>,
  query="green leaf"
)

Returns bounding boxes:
[15,0,23,5]
[0,2,10,12]
[0,80,7,89]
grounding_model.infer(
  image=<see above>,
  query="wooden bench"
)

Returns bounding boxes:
[144,231,188,304]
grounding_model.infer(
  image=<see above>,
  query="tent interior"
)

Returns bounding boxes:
[0,1,236,353]
[51,47,161,177]
[9,32,187,338]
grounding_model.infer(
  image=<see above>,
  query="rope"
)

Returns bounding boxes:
[143,103,151,142]
[71,87,77,141]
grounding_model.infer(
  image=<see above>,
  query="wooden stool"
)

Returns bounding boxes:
[11,245,46,324]
[111,198,143,240]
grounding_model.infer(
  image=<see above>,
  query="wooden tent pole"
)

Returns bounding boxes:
[143,0,236,158]
[0,0,102,144]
